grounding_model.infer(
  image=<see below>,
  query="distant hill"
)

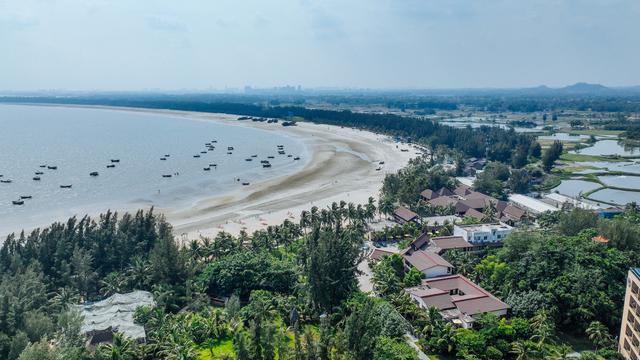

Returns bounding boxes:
[558,82,610,94]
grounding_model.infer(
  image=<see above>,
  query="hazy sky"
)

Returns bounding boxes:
[1,0,639,91]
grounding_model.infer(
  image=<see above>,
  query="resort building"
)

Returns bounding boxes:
[453,223,513,245]
[406,275,510,329]
[618,268,640,359]
[508,194,559,215]
[402,247,454,278]
[428,236,473,254]
[393,206,420,225]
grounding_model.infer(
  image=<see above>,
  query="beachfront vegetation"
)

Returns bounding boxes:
[0,203,423,360]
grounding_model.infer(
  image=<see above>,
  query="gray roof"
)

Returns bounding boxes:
[77,290,155,341]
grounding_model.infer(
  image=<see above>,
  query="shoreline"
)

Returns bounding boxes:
[1,104,416,240]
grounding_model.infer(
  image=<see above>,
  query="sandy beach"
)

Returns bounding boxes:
[1,105,415,240]
[129,109,417,240]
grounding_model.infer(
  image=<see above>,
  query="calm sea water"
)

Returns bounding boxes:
[0,105,308,235]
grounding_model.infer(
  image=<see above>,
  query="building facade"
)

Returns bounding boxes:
[453,223,513,245]
[619,268,640,359]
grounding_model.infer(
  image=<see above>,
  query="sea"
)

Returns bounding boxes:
[0,105,308,237]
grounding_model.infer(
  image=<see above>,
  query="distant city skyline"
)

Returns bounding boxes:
[1,0,639,91]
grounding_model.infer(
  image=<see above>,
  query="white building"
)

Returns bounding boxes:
[453,223,513,244]
[508,194,559,215]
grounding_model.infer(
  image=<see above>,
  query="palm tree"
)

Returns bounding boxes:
[586,321,612,351]
[510,340,539,360]
[126,256,151,290]
[379,197,394,220]
[96,332,136,360]
[550,344,572,360]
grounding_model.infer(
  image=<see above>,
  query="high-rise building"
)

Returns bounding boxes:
[619,268,640,359]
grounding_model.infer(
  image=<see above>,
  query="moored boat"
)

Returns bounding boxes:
[48,166,58,170]
[111,159,120,163]
[162,174,172,178]
[60,184,72,189]
[107,164,116,168]
[35,171,44,175]
[193,155,201,158]
[203,167,211,171]
[33,176,41,181]
[160,157,167,160]
[294,157,300,160]
[90,172,99,177]
[20,195,32,199]
[262,163,272,168]
[242,182,250,186]
[1,179,12,183]
[12,200,24,205]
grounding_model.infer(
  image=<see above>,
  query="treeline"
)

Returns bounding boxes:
[0,96,536,165]
[0,201,422,359]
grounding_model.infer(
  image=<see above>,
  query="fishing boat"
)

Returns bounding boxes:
[242,182,250,186]
[227,152,232,155]
[164,154,170,157]
[260,160,269,164]
[20,195,32,199]
[209,163,217,167]
[379,161,385,165]
[90,172,99,177]
[227,146,234,150]
[212,140,217,143]
[35,171,44,175]
[60,185,72,189]
[33,176,41,181]
[39,165,46,168]
[1,179,12,183]
[203,167,211,171]
[200,151,207,154]
[193,155,201,158]
[245,158,252,161]
[106,164,116,168]
[12,200,24,205]
[48,166,58,170]
[267,156,275,159]
[251,154,258,158]
[278,151,285,155]
[111,159,120,163]
[262,163,272,168]
[376,167,382,171]
[294,157,300,160]
[287,154,292,158]
[160,157,167,160]
[162,174,172,178]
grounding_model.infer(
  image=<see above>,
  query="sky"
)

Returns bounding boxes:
[1,0,639,91]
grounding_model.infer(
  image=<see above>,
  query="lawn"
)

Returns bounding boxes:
[198,338,234,359]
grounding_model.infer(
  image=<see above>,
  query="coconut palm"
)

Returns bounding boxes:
[586,320,612,351]
[96,332,137,360]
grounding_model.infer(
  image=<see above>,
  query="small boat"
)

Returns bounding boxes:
[245,158,252,162]
[20,195,32,199]
[200,151,207,154]
[277,144,284,147]
[205,142,211,145]
[379,161,385,165]
[251,154,258,158]
[33,177,41,181]
[1,179,12,184]
[209,163,217,167]
[267,156,275,159]
[90,172,99,177]
[35,171,44,175]
[111,159,120,163]
[162,174,172,178]
[260,160,269,164]
[212,140,217,143]
[47,166,58,170]
[294,157,300,160]
[39,165,47,168]
[376,167,382,171]
[278,151,285,155]
[227,146,234,150]
[164,154,170,157]
[203,167,211,171]
[262,163,272,168]
[12,200,24,205]
[287,154,293,158]
[0,175,3,178]
[106,164,116,168]
[193,155,201,158]
[60,185,72,189]
[160,157,167,161]
[242,182,250,186]
[227,152,232,155]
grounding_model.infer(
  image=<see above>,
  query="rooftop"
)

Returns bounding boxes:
[406,275,510,316]
[454,222,513,233]
[430,236,473,250]
[403,249,453,271]
[77,290,155,341]
[508,194,559,214]
[394,206,419,222]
